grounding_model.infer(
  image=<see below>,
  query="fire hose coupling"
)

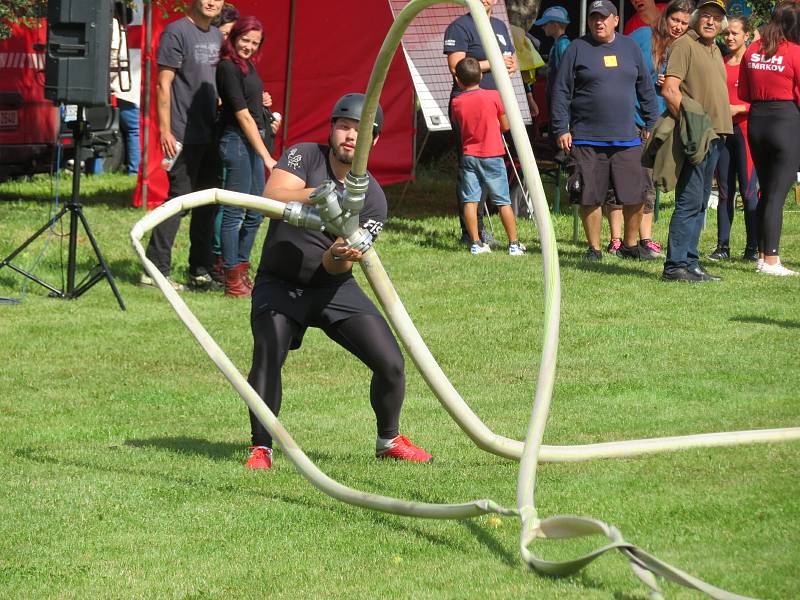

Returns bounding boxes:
[341,171,370,216]
[284,179,370,248]
[311,179,351,236]
[345,227,374,254]
[283,201,323,232]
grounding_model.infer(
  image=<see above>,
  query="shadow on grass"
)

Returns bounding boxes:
[13,443,651,596]
[125,436,241,460]
[124,436,343,465]
[387,220,462,251]
[461,519,518,567]
[730,315,800,329]
[0,257,139,297]
[366,511,466,551]
[559,246,662,280]
[108,258,152,285]
[12,443,343,515]
[0,190,134,210]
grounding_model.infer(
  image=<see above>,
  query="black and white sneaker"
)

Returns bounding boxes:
[187,269,222,292]
[707,245,730,261]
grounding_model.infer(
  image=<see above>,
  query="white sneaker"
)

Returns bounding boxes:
[759,261,798,277]
[508,243,526,256]
[756,259,764,272]
[65,159,85,172]
[470,242,491,255]
[139,272,185,290]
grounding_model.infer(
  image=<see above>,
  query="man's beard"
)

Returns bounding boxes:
[329,132,354,165]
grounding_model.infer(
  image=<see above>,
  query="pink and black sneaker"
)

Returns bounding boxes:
[606,238,623,256]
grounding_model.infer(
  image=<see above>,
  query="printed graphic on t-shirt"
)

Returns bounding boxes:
[193,43,220,66]
[362,218,384,238]
[748,53,786,72]
[286,147,302,170]
[604,55,618,68]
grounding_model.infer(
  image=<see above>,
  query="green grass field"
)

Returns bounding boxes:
[1,171,798,599]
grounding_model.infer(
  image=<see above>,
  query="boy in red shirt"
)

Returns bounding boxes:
[451,57,525,256]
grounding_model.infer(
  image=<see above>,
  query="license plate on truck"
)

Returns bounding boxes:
[0,110,18,129]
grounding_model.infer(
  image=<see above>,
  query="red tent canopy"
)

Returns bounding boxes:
[134,0,414,208]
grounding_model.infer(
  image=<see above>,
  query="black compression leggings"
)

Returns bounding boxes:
[747,101,800,257]
[247,310,405,448]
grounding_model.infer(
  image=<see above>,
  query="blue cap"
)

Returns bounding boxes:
[534,6,570,26]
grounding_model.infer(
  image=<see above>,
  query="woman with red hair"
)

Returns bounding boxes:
[216,16,276,296]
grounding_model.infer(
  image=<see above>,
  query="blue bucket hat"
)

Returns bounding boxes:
[534,6,570,26]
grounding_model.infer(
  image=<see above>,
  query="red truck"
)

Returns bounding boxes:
[0,20,123,181]
[0,20,58,181]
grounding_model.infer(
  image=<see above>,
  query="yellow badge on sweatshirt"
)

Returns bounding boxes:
[604,55,618,68]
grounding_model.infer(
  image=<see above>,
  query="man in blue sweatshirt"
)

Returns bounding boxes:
[550,0,659,261]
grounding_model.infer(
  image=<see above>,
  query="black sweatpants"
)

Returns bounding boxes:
[247,310,405,449]
[747,101,800,257]
[145,142,221,277]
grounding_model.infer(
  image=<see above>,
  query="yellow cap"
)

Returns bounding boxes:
[697,0,727,15]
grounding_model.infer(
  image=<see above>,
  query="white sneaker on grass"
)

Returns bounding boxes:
[759,261,798,277]
[470,242,491,255]
[139,272,185,291]
[508,243,525,256]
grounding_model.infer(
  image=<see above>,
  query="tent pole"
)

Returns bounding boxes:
[281,0,296,149]
[580,0,587,35]
[141,0,152,211]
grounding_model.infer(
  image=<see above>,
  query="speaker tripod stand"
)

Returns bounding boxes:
[0,107,125,310]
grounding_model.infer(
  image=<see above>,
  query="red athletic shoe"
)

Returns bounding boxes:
[245,446,272,470]
[376,435,433,463]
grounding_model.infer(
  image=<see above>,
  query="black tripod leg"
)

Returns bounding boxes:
[0,206,69,296]
[1,205,68,267]
[68,206,126,310]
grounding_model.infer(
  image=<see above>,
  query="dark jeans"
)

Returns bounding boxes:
[145,141,221,277]
[219,127,266,269]
[664,138,722,272]
[715,122,758,249]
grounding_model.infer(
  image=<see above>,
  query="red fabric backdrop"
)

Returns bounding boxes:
[134,1,414,208]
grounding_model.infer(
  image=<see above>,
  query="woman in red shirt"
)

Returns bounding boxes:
[739,1,800,276]
[709,16,760,262]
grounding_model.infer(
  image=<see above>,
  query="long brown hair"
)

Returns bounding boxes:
[651,0,695,72]
[760,1,800,60]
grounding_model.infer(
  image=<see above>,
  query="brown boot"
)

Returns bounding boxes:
[224,265,251,297]
[239,261,253,291]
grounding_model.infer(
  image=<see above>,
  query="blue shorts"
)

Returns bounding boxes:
[459,155,511,206]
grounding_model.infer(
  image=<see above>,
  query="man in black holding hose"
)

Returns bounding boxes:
[244,94,433,470]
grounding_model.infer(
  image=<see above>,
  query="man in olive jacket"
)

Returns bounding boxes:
[659,0,732,282]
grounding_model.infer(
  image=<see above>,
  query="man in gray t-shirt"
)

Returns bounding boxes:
[142,0,224,291]
[157,17,220,145]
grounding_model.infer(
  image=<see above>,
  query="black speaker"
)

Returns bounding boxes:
[44,0,113,107]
